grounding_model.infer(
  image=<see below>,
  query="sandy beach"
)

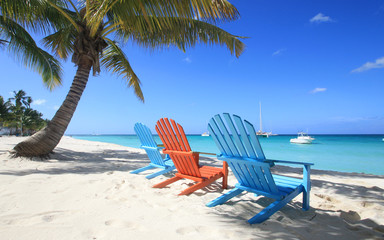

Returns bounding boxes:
[0,136,383,240]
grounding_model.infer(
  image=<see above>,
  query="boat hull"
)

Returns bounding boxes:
[290,138,312,144]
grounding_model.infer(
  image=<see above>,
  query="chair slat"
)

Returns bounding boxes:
[156,121,173,150]
[238,163,258,189]
[213,114,240,157]
[163,118,182,151]
[174,121,192,152]
[228,162,245,185]
[223,113,248,158]
[244,162,263,189]
[244,120,266,160]
[232,115,257,158]
[261,165,279,194]
[208,119,232,156]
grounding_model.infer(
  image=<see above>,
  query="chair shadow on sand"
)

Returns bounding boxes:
[206,165,384,239]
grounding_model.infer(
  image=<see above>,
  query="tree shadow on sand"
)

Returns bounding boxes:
[0,147,155,176]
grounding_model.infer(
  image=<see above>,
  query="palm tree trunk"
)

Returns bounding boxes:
[12,60,92,157]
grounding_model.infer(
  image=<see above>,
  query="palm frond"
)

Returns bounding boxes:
[112,16,246,58]
[101,40,144,102]
[106,0,239,35]
[1,0,73,35]
[42,26,76,59]
[0,17,63,90]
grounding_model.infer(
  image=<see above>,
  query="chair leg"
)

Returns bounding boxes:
[130,165,155,174]
[248,186,302,224]
[222,162,228,189]
[178,175,223,196]
[206,187,244,207]
[146,167,175,179]
[153,176,182,188]
[302,189,310,211]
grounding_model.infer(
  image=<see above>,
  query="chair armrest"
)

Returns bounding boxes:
[193,151,217,156]
[267,159,314,166]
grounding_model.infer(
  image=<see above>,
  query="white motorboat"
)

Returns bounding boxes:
[201,132,210,137]
[290,132,314,144]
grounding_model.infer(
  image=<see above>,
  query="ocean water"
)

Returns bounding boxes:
[71,134,384,175]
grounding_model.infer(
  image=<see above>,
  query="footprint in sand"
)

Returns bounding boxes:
[361,201,374,207]
[114,180,126,190]
[315,193,339,203]
[104,219,144,230]
[340,210,361,223]
[176,225,212,235]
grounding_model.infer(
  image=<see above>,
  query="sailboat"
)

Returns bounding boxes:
[256,102,273,137]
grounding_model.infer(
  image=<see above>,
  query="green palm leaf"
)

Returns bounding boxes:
[0,17,62,90]
[101,40,144,101]
[90,0,239,37]
[110,16,245,57]
[1,0,71,34]
[43,26,76,59]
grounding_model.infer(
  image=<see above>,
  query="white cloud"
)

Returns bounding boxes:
[272,48,286,56]
[53,105,60,110]
[310,88,327,94]
[183,57,192,63]
[351,56,384,73]
[310,13,333,23]
[32,99,46,105]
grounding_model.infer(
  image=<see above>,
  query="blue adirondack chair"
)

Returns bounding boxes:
[130,122,175,179]
[206,113,313,224]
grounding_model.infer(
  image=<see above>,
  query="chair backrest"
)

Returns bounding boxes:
[208,113,279,194]
[155,118,201,177]
[208,113,265,160]
[134,122,166,167]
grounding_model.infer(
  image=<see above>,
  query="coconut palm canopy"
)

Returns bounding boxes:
[1,0,245,157]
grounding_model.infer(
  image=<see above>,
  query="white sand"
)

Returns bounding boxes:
[0,136,383,240]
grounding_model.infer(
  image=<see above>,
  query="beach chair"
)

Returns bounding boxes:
[206,113,313,224]
[130,122,175,179]
[153,118,228,195]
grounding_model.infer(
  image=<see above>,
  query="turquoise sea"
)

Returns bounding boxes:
[71,134,384,176]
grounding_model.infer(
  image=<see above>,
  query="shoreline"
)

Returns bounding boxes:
[1,136,383,239]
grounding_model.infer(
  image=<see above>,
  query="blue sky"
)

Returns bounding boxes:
[1,0,384,134]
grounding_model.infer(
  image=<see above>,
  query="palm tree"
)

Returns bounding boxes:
[10,0,245,157]
[0,96,11,124]
[9,90,31,109]
[9,90,33,135]
[22,108,47,135]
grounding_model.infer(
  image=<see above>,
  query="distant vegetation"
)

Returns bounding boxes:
[0,90,48,136]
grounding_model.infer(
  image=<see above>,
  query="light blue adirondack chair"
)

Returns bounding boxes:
[206,113,313,224]
[130,122,175,179]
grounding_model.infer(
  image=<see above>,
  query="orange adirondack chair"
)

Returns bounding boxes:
[153,118,228,195]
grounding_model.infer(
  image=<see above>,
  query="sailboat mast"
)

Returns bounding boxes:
[259,102,262,132]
